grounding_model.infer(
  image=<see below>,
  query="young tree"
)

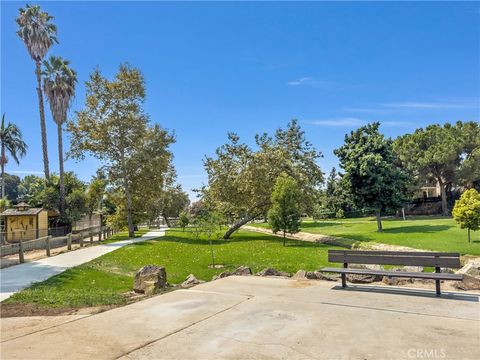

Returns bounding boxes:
[452,189,480,243]
[66,188,87,229]
[203,120,323,239]
[335,122,408,232]
[196,211,225,267]
[179,211,190,232]
[0,114,27,198]
[267,173,302,246]
[42,56,77,221]
[336,208,345,224]
[16,5,57,181]
[85,171,107,230]
[69,65,173,237]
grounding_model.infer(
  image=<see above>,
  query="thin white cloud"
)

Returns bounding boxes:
[382,102,476,109]
[287,77,344,90]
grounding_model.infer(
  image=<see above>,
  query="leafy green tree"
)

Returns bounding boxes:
[0,114,27,198]
[3,173,21,201]
[394,123,463,215]
[335,122,408,232]
[322,167,353,214]
[66,188,87,228]
[42,56,77,220]
[336,208,345,223]
[179,211,190,231]
[161,184,190,227]
[267,173,302,246]
[203,120,323,239]
[196,211,225,267]
[85,171,107,229]
[69,64,174,237]
[452,189,480,243]
[455,121,480,190]
[16,4,57,181]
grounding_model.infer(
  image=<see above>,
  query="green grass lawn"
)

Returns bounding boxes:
[102,228,149,244]
[253,216,480,255]
[3,229,339,309]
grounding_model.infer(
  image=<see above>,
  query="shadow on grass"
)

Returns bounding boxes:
[383,225,451,234]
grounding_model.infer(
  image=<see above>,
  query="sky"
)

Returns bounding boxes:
[1,1,479,199]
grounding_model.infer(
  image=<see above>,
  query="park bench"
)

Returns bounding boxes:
[319,250,463,296]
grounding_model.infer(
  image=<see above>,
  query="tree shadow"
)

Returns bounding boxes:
[383,225,451,234]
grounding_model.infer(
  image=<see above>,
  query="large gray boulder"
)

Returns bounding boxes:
[454,261,480,290]
[134,265,167,293]
[212,271,231,281]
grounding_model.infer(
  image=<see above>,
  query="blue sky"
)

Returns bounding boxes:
[1,1,479,199]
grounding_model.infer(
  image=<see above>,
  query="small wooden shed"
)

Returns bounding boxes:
[0,202,49,242]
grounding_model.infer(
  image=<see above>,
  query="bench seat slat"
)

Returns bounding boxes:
[319,267,463,281]
[328,250,460,257]
[328,254,460,267]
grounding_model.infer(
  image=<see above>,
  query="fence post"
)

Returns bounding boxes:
[90,230,93,245]
[45,236,51,257]
[19,240,24,263]
[67,233,72,250]
[79,232,84,247]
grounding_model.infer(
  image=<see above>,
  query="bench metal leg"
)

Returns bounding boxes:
[435,266,441,296]
[342,262,347,288]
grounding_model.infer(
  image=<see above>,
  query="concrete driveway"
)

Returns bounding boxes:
[0,228,166,302]
[1,276,478,360]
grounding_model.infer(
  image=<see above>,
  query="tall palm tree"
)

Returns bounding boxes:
[42,56,77,220]
[16,4,58,183]
[0,114,28,198]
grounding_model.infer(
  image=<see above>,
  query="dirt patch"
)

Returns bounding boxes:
[0,303,114,318]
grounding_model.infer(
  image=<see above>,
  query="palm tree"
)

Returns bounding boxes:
[42,56,77,220]
[16,4,58,182]
[0,114,28,198]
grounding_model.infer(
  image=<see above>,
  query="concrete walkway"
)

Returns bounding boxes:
[1,276,478,359]
[0,228,166,302]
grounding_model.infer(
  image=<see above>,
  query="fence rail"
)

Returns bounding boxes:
[0,226,114,258]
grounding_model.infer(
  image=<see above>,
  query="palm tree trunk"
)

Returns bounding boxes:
[57,123,65,220]
[36,61,50,182]
[1,143,5,199]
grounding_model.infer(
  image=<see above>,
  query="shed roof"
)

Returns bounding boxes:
[1,208,45,216]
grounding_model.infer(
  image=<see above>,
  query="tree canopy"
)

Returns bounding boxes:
[452,188,480,243]
[202,120,323,239]
[335,122,408,232]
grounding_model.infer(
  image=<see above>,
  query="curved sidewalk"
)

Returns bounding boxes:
[0,228,166,302]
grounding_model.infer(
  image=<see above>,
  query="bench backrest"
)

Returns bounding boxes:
[328,250,461,268]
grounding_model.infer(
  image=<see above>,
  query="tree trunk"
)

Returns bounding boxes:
[123,177,135,238]
[438,178,448,216]
[209,237,215,267]
[57,123,66,221]
[283,230,286,247]
[163,214,171,227]
[223,214,256,239]
[468,228,471,243]
[375,209,383,232]
[36,61,50,182]
[1,143,5,199]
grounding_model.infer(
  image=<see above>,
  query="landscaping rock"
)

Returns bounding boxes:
[232,266,252,276]
[454,261,480,290]
[382,266,417,286]
[306,271,318,280]
[347,264,383,283]
[133,265,167,293]
[212,271,231,281]
[256,268,290,277]
[292,270,307,280]
[181,274,203,288]
[313,271,339,282]
[144,281,157,296]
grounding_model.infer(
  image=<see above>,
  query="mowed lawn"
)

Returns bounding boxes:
[3,229,339,308]
[253,216,480,255]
